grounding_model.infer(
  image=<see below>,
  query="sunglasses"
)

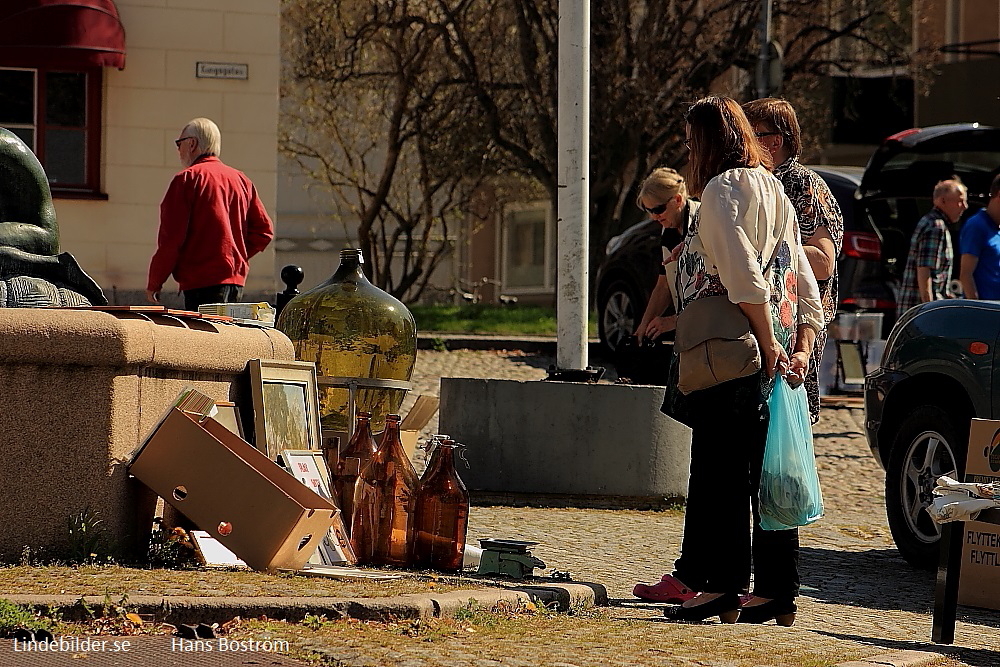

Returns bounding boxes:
[174,137,194,147]
[755,131,780,138]
[642,202,669,215]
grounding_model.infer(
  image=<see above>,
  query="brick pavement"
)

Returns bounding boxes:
[5,349,992,667]
[403,349,1000,665]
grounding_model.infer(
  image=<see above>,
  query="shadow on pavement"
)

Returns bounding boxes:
[802,546,1000,630]
[801,546,935,613]
[811,631,999,667]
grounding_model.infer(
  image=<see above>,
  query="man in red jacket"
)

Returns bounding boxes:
[146,118,274,311]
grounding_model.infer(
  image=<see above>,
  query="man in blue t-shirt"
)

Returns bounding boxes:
[960,174,1000,300]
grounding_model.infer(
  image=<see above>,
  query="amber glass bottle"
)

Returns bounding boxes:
[413,437,470,571]
[275,248,417,434]
[358,414,419,567]
[333,412,378,538]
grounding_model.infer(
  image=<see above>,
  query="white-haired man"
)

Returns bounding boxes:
[897,178,968,317]
[146,117,273,311]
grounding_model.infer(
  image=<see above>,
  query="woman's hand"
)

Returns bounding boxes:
[643,315,677,340]
[786,351,810,387]
[761,337,789,379]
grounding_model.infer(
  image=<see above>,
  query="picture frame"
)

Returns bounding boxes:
[248,359,323,461]
[280,449,357,566]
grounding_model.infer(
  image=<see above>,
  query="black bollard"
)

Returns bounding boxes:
[275,264,304,318]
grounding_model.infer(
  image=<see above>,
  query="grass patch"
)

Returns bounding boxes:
[0,598,53,635]
[0,565,481,598]
[410,304,598,337]
[222,604,913,667]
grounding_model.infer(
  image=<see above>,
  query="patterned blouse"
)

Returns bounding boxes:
[773,158,844,327]
[673,166,823,363]
[774,158,845,423]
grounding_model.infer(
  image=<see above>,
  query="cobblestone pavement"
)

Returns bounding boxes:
[399,349,1000,666]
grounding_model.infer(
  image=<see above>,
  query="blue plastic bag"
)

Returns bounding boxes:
[758,375,824,530]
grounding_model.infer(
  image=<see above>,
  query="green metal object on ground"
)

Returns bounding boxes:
[476,539,546,579]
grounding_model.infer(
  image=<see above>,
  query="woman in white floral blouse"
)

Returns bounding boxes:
[659,96,823,626]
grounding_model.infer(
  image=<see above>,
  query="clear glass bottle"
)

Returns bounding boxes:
[332,411,378,538]
[363,414,419,567]
[413,436,470,571]
[275,248,417,433]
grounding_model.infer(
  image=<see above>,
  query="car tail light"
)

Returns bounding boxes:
[841,297,896,309]
[885,128,921,142]
[843,231,882,260]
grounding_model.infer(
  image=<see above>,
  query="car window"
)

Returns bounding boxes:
[878,151,1000,201]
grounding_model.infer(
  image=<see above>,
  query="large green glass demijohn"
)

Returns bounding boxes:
[276,249,417,433]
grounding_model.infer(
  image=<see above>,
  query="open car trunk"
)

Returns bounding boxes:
[857,124,1000,292]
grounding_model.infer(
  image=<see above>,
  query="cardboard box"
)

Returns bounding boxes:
[399,395,440,458]
[958,419,1000,609]
[129,409,337,572]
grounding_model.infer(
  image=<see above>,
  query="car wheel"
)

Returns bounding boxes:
[599,280,640,354]
[885,405,968,570]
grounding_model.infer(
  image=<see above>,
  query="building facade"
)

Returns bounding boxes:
[0,0,281,306]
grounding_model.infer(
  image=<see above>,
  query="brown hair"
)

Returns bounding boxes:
[741,98,802,159]
[685,96,771,196]
[636,167,687,209]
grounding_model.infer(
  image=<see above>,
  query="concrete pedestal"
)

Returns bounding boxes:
[439,378,691,506]
[0,309,294,561]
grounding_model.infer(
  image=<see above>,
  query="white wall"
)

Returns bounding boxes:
[54,0,281,304]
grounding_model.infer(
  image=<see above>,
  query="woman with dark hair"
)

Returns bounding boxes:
[656,96,823,625]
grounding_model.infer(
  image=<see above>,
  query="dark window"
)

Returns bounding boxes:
[0,66,102,196]
[832,76,914,145]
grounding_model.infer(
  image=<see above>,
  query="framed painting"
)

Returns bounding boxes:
[280,449,357,566]
[248,359,322,461]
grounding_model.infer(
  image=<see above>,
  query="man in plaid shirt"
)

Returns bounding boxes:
[896,179,968,318]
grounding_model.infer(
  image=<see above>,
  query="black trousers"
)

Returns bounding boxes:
[671,371,800,599]
[183,284,243,312]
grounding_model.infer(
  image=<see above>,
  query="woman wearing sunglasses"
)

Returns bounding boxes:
[651,96,823,625]
[633,168,698,344]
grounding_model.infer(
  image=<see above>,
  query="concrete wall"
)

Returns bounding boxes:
[0,309,294,561]
[54,0,281,305]
[439,377,691,503]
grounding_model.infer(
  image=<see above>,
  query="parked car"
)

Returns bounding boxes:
[864,299,996,570]
[595,166,866,353]
[596,123,1000,353]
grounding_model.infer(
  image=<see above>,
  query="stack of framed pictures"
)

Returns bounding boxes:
[248,360,357,566]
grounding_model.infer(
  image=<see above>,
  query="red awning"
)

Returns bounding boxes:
[0,1,126,70]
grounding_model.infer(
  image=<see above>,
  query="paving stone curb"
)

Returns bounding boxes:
[833,650,946,667]
[4,583,605,626]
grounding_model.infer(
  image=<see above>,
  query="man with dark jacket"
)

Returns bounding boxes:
[146,117,273,311]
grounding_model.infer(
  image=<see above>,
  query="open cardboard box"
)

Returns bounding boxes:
[399,395,440,460]
[129,408,337,572]
[957,419,1000,610]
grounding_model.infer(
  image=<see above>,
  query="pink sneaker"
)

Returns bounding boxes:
[632,574,697,603]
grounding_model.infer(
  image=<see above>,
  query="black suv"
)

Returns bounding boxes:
[596,124,1000,353]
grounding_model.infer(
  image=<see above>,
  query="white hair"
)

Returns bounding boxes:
[183,118,221,156]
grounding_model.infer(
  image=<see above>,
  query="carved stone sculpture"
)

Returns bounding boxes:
[0,128,106,306]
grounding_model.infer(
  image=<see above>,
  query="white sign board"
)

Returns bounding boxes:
[196,62,249,80]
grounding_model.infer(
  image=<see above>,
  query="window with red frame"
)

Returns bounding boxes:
[0,66,102,196]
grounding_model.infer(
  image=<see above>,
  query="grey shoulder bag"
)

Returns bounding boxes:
[673,215,788,395]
